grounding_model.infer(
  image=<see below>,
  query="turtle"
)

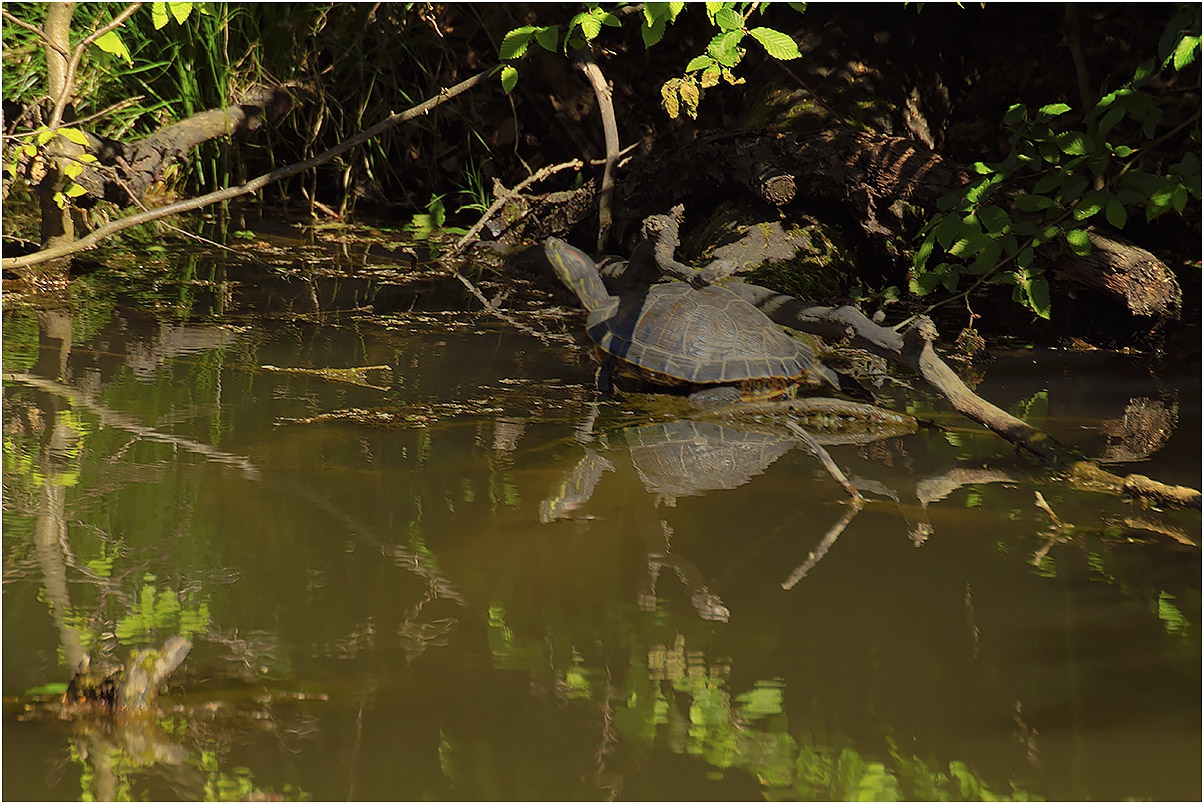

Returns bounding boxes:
[545,237,839,404]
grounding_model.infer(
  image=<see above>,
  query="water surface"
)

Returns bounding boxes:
[3,246,1199,801]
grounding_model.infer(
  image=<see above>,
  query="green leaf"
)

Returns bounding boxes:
[1003,103,1026,127]
[500,65,518,95]
[748,27,801,60]
[63,161,83,179]
[1104,199,1128,229]
[35,128,55,145]
[978,205,1011,234]
[948,231,992,258]
[1169,153,1202,198]
[1073,189,1110,221]
[1141,108,1163,139]
[1054,131,1086,156]
[1112,144,1135,158]
[1171,184,1188,215]
[910,267,942,296]
[1064,228,1091,256]
[1013,193,1055,212]
[168,1,192,24]
[933,214,962,250]
[1037,102,1072,118]
[535,26,560,53]
[597,10,622,28]
[708,29,745,66]
[500,27,535,60]
[940,264,962,292]
[1172,34,1201,71]
[1097,104,1124,139]
[715,7,743,30]
[1015,246,1034,269]
[577,13,602,40]
[913,235,935,270]
[642,18,665,48]
[152,2,169,29]
[1026,276,1051,319]
[57,127,89,145]
[93,30,132,65]
[1057,176,1089,204]
[970,239,1002,274]
[686,54,715,72]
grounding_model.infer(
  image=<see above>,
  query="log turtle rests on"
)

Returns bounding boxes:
[546,237,840,405]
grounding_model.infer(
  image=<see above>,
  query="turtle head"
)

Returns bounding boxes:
[545,237,611,311]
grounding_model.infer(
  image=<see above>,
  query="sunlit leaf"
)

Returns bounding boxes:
[500,27,534,60]
[1038,102,1072,117]
[57,127,89,145]
[152,2,169,29]
[1054,131,1086,155]
[1003,103,1026,127]
[500,65,518,95]
[749,27,801,60]
[715,7,743,30]
[1172,34,1201,71]
[686,54,714,72]
[1025,276,1051,318]
[168,1,193,24]
[1064,228,1091,256]
[93,30,133,65]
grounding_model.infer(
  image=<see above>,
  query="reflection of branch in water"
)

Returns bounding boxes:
[1121,514,1196,547]
[781,418,864,504]
[5,373,261,480]
[640,521,730,623]
[781,495,865,590]
[915,467,1015,506]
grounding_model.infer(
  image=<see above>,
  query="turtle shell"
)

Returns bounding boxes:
[586,283,816,387]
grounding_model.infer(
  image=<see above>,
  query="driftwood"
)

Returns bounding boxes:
[638,215,1199,510]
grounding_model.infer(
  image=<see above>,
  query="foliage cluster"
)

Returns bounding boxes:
[499,2,805,119]
[910,6,1201,318]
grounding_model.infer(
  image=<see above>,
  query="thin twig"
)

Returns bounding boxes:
[5,69,495,271]
[0,9,70,57]
[449,158,584,256]
[50,4,145,130]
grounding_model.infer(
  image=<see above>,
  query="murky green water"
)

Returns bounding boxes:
[3,247,1200,801]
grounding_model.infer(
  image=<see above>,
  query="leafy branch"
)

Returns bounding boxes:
[909,6,1201,319]
[497,2,806,119]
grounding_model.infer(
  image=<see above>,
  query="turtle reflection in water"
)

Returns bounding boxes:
[540,419,803,624]
[545,237,840,404]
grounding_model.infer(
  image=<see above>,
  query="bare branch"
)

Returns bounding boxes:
[49,3,144,129]
[4,69,495,271]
